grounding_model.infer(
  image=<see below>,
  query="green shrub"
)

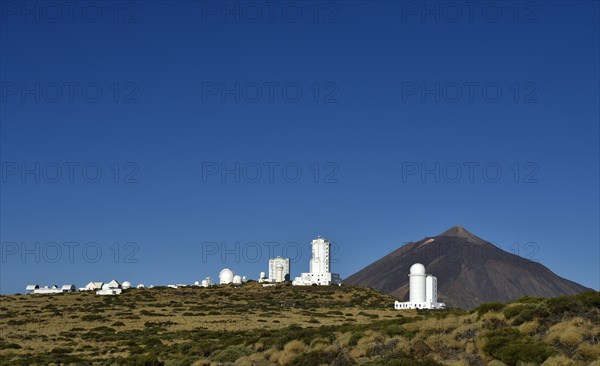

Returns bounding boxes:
[503,304,549,325]
[546,291,600,315]
[475,302,505,317]
[81,314,104,322]
[120,353,165,366]
[142,338,164,347]
[288,350,338,366]
[382,324,415,339]
[362,359,441,366]
[482,328,556,365]
[348,331,364,346]
[0,341,21,350]
[6,319,27,325]
[211,347,252,363]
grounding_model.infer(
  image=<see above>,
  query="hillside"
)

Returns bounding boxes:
[0,285,599,365]
[345,226,592,309]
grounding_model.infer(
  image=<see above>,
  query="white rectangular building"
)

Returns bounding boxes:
[269,257,290,283]
[293,236,341,286]
[96,279,123,296]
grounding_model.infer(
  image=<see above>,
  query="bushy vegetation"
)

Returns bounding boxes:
[482,328,556,365]
[474,301,505,318]
[0,287,598,365]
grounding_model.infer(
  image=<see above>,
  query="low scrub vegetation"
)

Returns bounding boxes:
[0,286,598,365]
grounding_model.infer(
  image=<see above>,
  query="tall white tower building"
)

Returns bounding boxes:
[293,236,341,286]
[395,263,445,310]
[310,237,330,274]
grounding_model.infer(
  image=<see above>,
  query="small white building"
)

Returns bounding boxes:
[28,284,75,294]
[200,277,213,287]
[96,288,122,296]
[122,281,132,289]
[232,275,242,285]
[258,271,268,283]
[33,285,61,294]
[293,236,342,286]
[61,284,76,292]
[96,279,122,296]
[25,284,39,294]
[80,281,104,291]
[269,257,290,283]
[394,263,445,310]
[106,280,121,288]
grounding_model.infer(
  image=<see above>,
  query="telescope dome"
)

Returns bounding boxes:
[410,263,426,275]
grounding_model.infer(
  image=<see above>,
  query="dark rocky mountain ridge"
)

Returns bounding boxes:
[345,226,592,309]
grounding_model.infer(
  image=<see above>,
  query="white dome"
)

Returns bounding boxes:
[137,284,145,289]
[122,281,132,289]
[242,276,248,283]
[219,268,234,284]
[410,263,426,275]
[194,281,200,286]
[260,271,266,279]
[201,280,208,287]
[232,275,242,285]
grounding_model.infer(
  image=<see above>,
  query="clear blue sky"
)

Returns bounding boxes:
[1,1,598,294]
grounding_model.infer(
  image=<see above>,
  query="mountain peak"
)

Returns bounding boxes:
[345,226,592,309]
[438,226,484,243]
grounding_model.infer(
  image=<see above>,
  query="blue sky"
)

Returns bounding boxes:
[1,1,598,294]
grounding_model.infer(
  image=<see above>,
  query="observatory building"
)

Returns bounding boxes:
[292,236,341,286]
[219,268,234,284]
[394,263,445,310]
[269,256,290,283]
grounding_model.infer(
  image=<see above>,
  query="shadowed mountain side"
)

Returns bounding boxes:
[345,226,592,309]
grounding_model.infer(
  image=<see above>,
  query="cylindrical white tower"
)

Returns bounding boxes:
[426,275,439,303]
[409,263,426,303]
[275,264,284,282]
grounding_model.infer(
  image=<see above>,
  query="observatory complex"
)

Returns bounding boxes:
[293,236,341,286]
[394,263,445,309]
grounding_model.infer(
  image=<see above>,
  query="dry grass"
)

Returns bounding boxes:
[349,331,384,358]
[1,288,598,365]
[518,320,539,335]
[576,342,600,359]
[545,317,591,347]
[541,355,578,366]
[0,284,396,358]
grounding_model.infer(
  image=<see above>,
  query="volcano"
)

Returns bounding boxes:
[344,226,592,309]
